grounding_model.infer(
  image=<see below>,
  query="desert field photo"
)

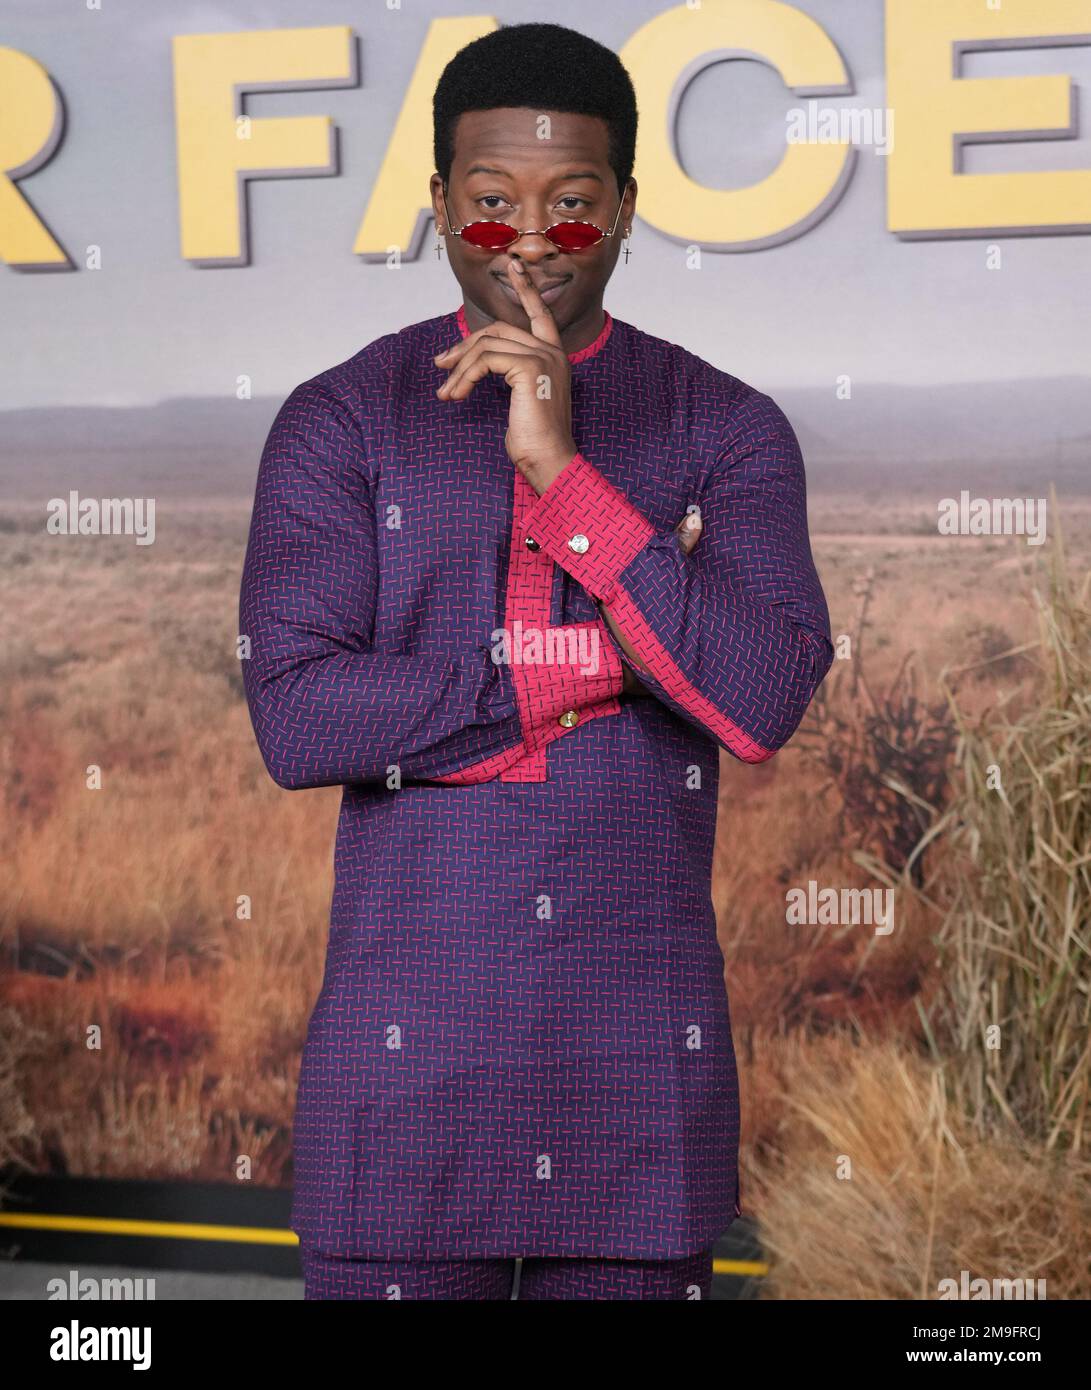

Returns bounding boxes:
[4,466,1088,1298]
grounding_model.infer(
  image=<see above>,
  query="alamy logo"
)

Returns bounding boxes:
[491,621,600,676]
[937,1270,1047,1300]
[937,492,1046,545]
[46,490,156,545]
[49,1321,152,1369]
[785,880,894,936]
[47,1270,156,1300]
[786,100,894,155]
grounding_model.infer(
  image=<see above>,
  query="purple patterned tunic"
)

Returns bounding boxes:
[238,303,834,1259]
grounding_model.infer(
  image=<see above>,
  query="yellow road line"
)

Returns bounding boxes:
[0,1212,768,1274]
[0,1213,299,1245]
[713,1258,768,1276]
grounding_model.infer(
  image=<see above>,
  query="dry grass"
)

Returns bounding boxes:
[923,498,1091,1151]
[794,567,958,889]
[745,1032,1090,1299]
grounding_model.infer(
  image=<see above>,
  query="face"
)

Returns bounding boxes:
[430,107,636,337]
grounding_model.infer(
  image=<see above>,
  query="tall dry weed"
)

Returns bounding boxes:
[922,496,1090,1152]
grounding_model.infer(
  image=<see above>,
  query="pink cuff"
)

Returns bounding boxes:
[523,452,656,603]
[509,616,624,756]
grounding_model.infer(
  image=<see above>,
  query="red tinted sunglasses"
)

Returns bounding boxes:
[439,183,625,252]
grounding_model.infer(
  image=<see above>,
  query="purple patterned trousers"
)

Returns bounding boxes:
[301,1246,714,1300]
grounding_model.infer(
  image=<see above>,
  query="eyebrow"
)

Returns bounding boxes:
[464,164,604,185]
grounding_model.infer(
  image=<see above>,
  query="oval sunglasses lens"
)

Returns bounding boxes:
[461,222,520,249]
[545,222,603,251]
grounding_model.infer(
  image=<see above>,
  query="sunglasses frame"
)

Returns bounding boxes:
[438,181,626,253]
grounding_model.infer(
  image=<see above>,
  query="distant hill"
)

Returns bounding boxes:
[0,378,1087,500]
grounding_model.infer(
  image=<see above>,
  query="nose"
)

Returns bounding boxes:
[505,204,561,264]
[507,233,559,267]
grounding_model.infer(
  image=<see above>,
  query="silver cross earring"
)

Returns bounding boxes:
[623,228,632,265]
[435,224,445,260]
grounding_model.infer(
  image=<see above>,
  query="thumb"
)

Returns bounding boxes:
[676,508,702,555]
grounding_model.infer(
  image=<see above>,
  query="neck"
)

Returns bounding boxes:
[461,295,606,358]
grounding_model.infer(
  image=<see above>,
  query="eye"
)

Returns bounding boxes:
[476,195,511,214]
[556,196,591,215]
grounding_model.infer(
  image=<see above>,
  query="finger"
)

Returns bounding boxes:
[436,346,544,400]
[505,259,563,349]
[434,318,545,366]
[437,333,542,381]
[436,340,543,398]
[676,510,703,555]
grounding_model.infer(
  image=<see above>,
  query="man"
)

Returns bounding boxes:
[239,22,834,1301]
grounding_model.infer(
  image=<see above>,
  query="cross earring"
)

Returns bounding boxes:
[623,229,632,264]
[435,224,444,259]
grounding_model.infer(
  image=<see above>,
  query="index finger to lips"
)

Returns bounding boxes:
[507,261,563,348]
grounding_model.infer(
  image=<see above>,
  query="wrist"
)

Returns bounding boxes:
[521,444,578,496]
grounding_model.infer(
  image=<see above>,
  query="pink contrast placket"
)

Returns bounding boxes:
[454,304,622,782]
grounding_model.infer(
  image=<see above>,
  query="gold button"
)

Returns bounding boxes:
[568,533,590,554]
[558,709,580,729]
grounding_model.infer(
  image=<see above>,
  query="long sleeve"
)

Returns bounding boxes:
[239,380,623,790]
[521,390,835,764]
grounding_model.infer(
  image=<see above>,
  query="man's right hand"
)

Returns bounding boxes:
[618,507,702,696]
[675,506,703,557]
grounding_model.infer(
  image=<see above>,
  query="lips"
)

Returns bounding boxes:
[492,272,571,304]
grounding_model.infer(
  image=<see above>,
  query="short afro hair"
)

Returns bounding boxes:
[433,23,637,198]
